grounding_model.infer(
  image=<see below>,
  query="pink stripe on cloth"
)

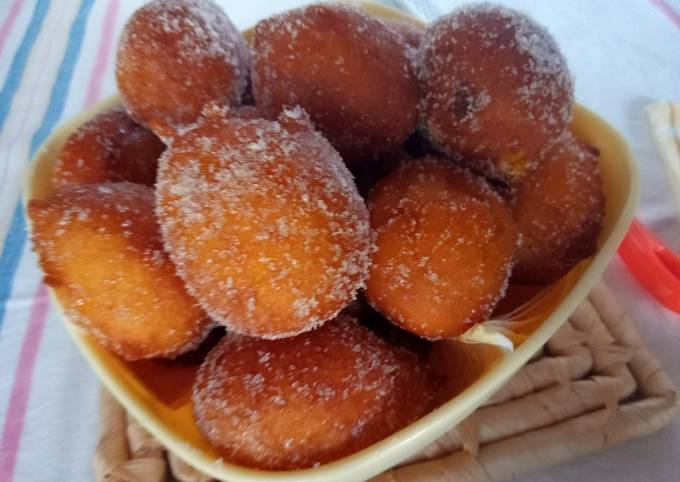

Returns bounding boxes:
[0,3,121,480]
[0,0,26,56]
[649,0,680,30]
[0,284,49,480]
[84,0,120,107]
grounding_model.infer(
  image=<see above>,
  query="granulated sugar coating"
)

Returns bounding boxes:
[53,108,165,188]
[384,19,425,70]
[252,4,418,163]
[28,183,210,360]
[156,106,371,339]
[192,315,437,469]
[512,132,604,285]
[116,0,249,139]
[365,157,518,339]
[418,3,573,183]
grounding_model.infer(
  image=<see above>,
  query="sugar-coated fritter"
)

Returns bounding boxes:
[53,108,164,188]
[28,183,210,360]
[418,4,573,182]
[116,0,249,138]
[192,315,437,469]
[156,106,371,339]
[252,4,418,162]
[365,157,518,338]
[512,132,604,285]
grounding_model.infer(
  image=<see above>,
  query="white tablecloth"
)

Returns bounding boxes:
[0,1,677,481]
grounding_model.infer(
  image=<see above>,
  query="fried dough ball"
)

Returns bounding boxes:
[192,315,437,469]
[28,183,210,360]
[116,0,249,138]
[53,108,164,188]
[512,132,605,285]
[365,157,518,339]
[418,4,573,182]
[156,106,371,339]
[252,4,418,162]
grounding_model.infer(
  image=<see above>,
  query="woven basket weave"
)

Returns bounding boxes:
[92,283,679,482]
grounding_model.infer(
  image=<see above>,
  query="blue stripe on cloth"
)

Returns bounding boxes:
[0,0,50,132]
[0,0,95,334]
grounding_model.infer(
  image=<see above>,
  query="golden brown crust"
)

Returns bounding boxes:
[28,183,210,360]
[192,315,437,469]
[53,108,164,188]
[418,4,573,183]
[512,132,605,285]
[116,0,249,138]
[155,107,371,338]
[252,4,418,162]
[365,157,518,338]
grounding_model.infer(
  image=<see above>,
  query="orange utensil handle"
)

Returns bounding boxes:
[618,218,680,314]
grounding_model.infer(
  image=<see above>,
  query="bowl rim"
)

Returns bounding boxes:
[22,2,640,481]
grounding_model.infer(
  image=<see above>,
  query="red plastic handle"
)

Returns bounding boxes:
[617,218,680,314]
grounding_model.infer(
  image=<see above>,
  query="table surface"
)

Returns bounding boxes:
[0,1,678,481]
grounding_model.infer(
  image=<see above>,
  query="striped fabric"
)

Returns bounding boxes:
[0,1,677,481]
[0,2,106,479]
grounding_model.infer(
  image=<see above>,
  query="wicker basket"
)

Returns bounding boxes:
[92,283,678,482]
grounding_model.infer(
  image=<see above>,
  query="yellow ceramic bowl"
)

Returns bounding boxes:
[24,2,639,481]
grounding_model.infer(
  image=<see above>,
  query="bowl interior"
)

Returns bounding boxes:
[23,2,639,481]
